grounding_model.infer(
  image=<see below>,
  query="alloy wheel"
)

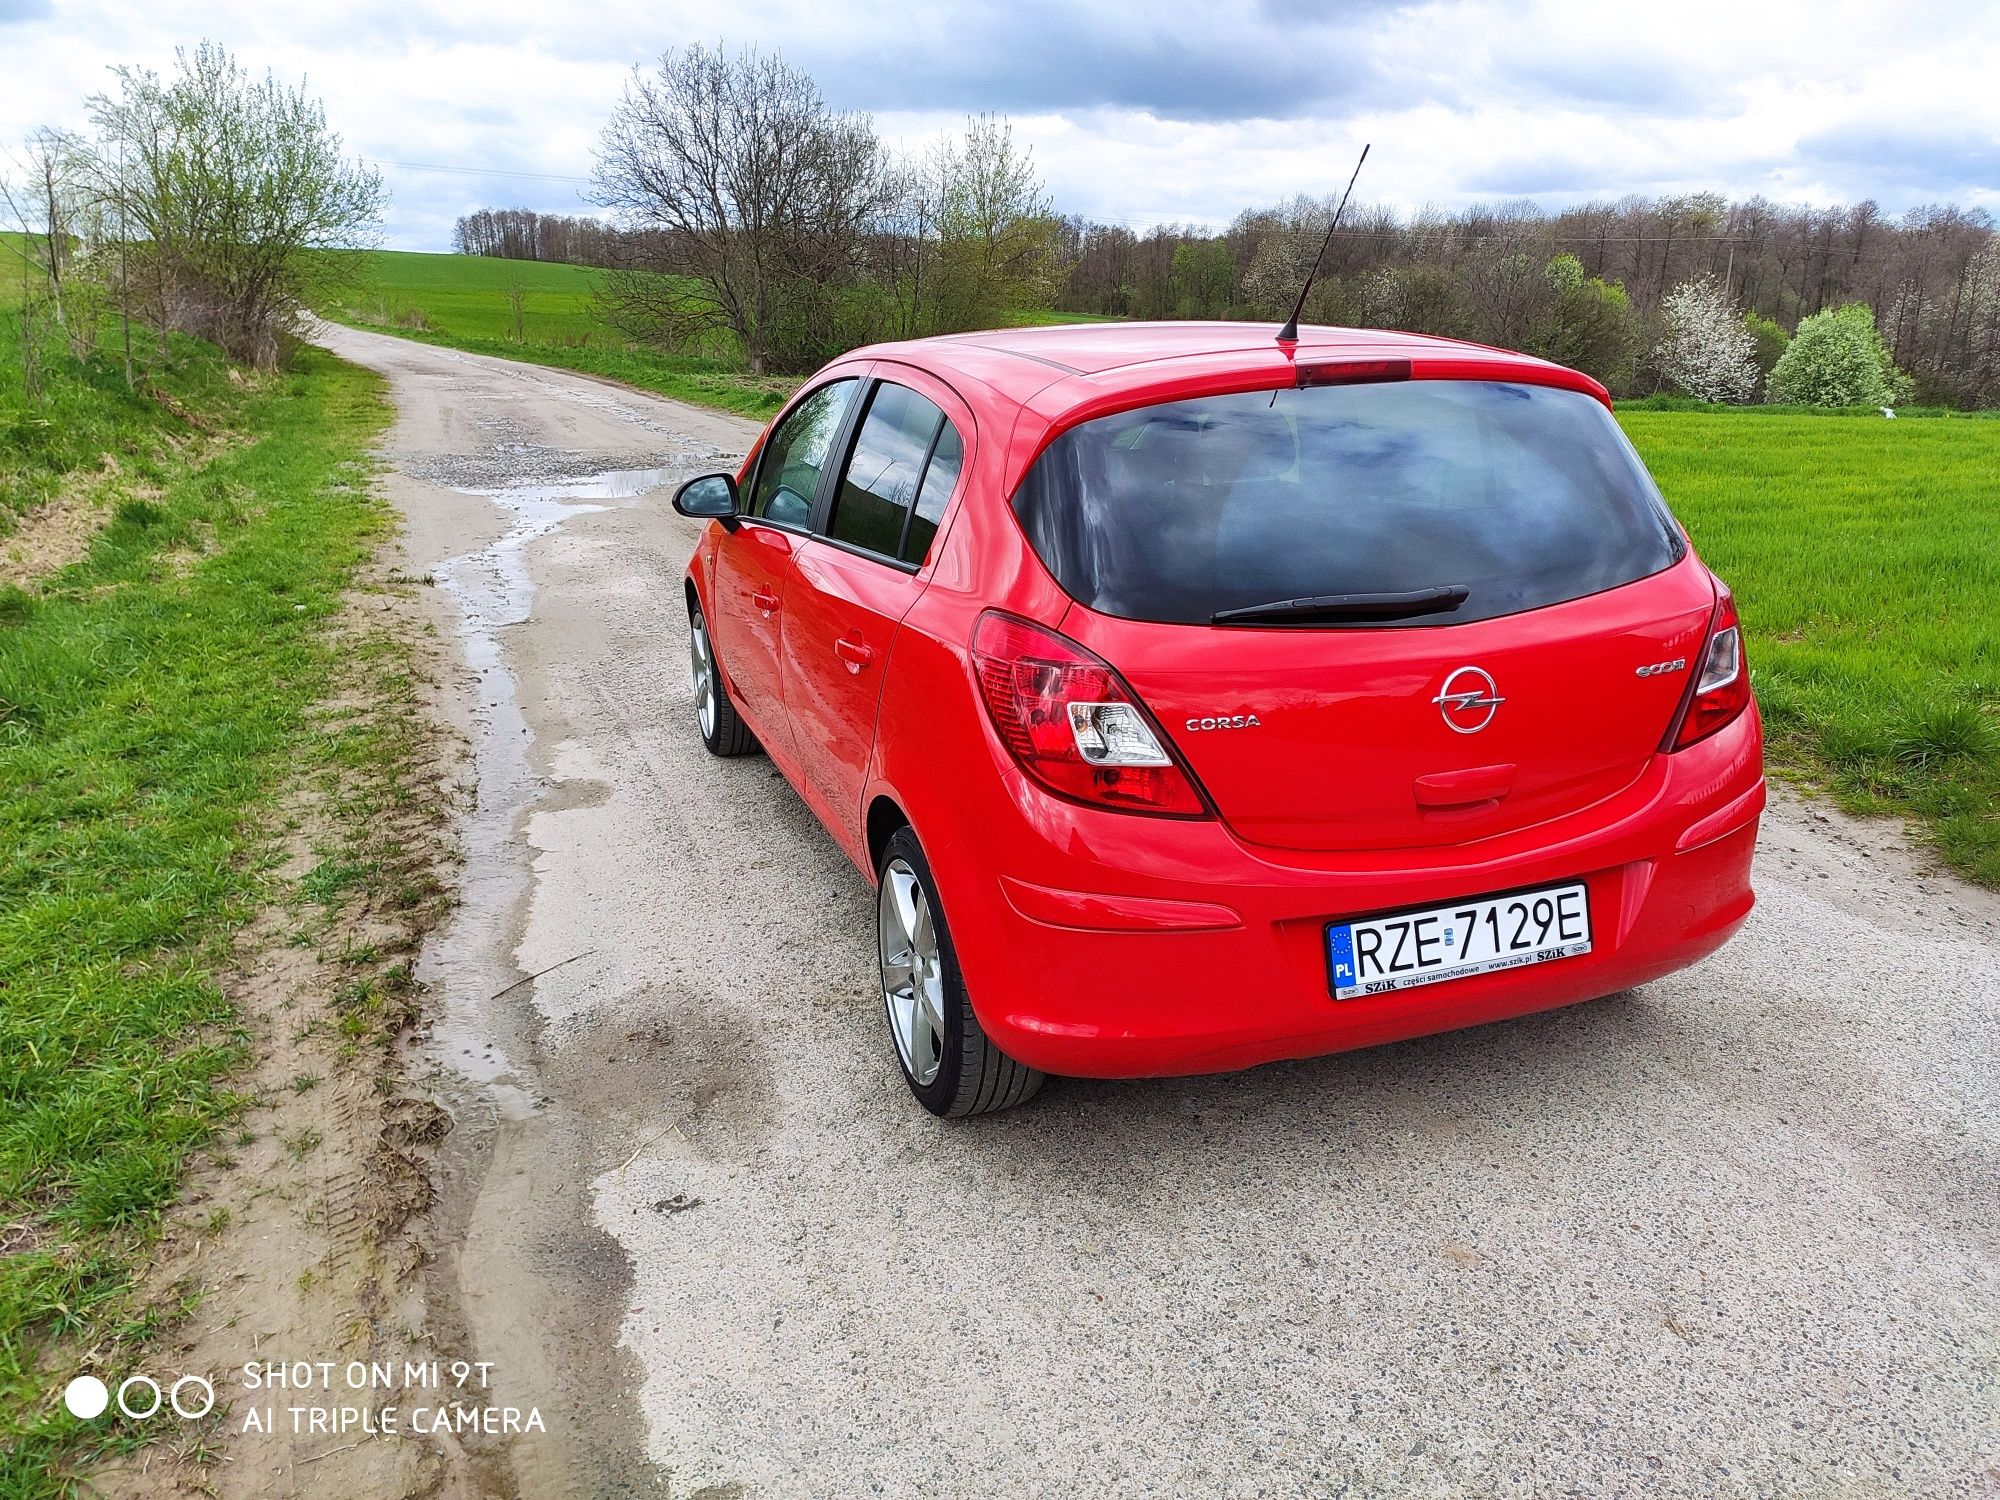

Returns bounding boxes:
[878,858,946,1086]
[689,611,718,740]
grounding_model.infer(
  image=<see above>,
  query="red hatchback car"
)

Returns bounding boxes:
[673,322,1765,1117]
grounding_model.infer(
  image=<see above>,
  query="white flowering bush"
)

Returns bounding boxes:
[1653,277,1760,402]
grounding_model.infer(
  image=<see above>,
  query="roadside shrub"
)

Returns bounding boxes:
[82,43,386,370]
[1767,303,1911,408]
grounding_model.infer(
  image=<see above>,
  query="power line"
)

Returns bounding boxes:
[364,157,593,185]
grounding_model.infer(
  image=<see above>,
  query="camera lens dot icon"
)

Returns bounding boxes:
[64,1375,110,1420]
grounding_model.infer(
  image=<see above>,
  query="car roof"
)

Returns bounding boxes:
[851,319,1599,416]
[888,320,1499,377]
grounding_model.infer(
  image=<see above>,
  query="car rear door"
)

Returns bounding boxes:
[781,375,969,852]
[707,377,860,762]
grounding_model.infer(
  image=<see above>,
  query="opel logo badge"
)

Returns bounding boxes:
[1433,665,1504,734]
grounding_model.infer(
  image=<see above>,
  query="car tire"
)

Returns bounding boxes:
[876,827,1045,1118]
[688,599,759,757]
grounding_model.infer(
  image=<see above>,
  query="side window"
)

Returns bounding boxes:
[900,420,962,565]
[749,379,857,528]
[825,382,945,560]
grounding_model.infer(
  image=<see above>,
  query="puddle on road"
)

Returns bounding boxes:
[418,466,682,1117]
[459,467,685,504]
[329,325,757,1497]
[411,451,743,1499]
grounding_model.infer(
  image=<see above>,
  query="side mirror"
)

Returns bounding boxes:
[673,473,740,526]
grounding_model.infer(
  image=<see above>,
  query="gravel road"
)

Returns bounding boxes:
[316,322,1998,1500]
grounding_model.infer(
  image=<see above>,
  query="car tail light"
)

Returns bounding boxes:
[971,611,1209,817]
[1667,586,1751,751]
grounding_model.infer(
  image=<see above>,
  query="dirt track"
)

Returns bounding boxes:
[316,322,1999,1500]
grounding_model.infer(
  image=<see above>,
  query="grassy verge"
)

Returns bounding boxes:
[0,311,400,1486]
[1622,408,2000,883]
[1,334,242,528]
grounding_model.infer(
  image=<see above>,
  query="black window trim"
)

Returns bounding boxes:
[805,377,871,539]
[808,376,957,575]
[895,417,950,563]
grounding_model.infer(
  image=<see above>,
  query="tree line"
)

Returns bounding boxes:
[452,207,635,267]
[456,43,1997,405]
[1048,194,1996,404]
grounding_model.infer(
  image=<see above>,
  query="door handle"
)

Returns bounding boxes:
[752,586,779,616]
[834,636,874,673]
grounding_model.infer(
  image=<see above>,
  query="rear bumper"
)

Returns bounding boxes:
[936,710,1764,1079]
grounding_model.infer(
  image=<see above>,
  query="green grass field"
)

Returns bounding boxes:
[330,246,607,343]
[1622,410,1999,880]
[0,279,399,1487]
[327,247,2000,881]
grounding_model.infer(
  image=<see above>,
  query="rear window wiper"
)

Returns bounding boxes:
[1210,585,1470,625]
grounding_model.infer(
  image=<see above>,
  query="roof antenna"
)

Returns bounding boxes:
[1277,143,1371,345]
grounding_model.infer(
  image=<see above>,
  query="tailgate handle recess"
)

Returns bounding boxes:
[1414,763,1516,809]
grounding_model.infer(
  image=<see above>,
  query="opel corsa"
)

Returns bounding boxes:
[673,323,1765,1117]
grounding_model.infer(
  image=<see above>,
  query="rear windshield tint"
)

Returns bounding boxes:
[1012,380,1685,626]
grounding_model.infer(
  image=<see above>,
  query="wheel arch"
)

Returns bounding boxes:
[684,573,732,695]
[865,794,911,881]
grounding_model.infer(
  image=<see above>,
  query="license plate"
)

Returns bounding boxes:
[1327,882,1591,1000]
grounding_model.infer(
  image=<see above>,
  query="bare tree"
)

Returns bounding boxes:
[592,43,891,373]
[2,128,92,396]
[874,116,1065,338]
[4,130,86,326]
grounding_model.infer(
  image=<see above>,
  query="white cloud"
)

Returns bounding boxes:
[1,0,1993,249]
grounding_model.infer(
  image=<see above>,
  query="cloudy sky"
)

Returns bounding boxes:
[3,0,1995,251]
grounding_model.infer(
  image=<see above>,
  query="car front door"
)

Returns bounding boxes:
[707,377,860,764]
[782,376,969,856]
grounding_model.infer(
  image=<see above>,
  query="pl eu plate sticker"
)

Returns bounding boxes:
[1328,925,1357,990]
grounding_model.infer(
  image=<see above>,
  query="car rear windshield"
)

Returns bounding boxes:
[1011,380,1685,626]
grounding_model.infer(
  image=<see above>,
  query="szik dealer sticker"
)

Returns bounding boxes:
[1328,882,1592,999]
